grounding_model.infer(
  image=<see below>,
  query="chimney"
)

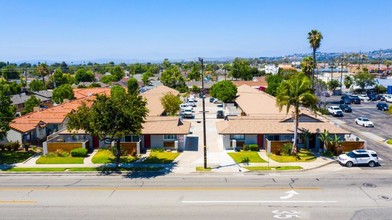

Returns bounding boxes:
[33,106,40,112]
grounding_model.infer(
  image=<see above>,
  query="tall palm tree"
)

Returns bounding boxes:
[276,73,318,154]
[35,63,51,85]
[301,56,314,78]
[307,30,323,90]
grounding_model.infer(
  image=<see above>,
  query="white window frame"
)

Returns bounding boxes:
[164,134,177,140]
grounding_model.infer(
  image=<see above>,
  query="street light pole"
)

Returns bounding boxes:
[199,57,207,169]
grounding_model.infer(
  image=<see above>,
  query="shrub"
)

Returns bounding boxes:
[282,143,293,156]
[23,143,30,151]
[70,148,88,157]
[388,106,392,114]
[242,145,250,151]
[0,144,5,151]
[387,139,392,145]
[5,143,13,151]
[12,141,20,151]
[46,152,57,158]
[55,149,69,157]
[248,144,259,151]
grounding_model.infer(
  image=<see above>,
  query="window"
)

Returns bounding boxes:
[230,134,245,140]
[164,134,177,140]
[125,135,140,142]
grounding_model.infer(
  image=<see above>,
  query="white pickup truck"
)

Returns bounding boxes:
[328,106,343,117]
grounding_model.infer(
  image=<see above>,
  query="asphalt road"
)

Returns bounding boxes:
[324,96,392,167]
[1,172,392,220]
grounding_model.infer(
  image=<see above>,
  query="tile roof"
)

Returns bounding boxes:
[73,88,110,99]
[142,117,191,134]
[141,85,180,116]
[9,89,109,133]
[216,117,349,135]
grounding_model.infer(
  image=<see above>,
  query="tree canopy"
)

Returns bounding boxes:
[29,79,46,92]
[276,73,317,154]
[230,58,251,80]
[353,70,375,91]
[67,92,148,166]
[127,78,139,94]
[75,68,95,83]
[1,65,20,80]
[160,66,187,92]
[22,95,41,115]
[210,80,237,103]
[53,84,74,103]
[327,79,341,91]
[160,92,182,116]
[0,84,16,140]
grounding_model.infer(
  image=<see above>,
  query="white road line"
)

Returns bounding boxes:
[182,200,337,204]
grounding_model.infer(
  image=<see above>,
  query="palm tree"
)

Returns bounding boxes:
[276,73,318,154]
[301,56,314,78]
[307,30,323,90]
[35,63,51,85]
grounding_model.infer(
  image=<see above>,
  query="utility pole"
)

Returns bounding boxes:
[340,55,344,94]
[199,57,207,169]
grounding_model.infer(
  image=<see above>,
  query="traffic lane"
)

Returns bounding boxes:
[1,174,392,220]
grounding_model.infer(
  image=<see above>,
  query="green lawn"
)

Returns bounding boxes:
[245,166,303,171]
[36,156,84,164]
[141,151,180,164]
[269,149,316,163]
[196,166,212,171]
[228,151,267,163]
[91,149,136,164]
[0,151,36,164]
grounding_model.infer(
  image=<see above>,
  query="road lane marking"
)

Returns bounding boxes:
[0,187,322,191]
[0,200,37,204]
[280,190,299,199]
[182,200,337,204]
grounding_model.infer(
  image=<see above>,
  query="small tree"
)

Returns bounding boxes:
[127,78,139,94]
[318,129,331,152]
[160,92,182,116]
[35,63,51,85]
[53,84,74,103]
[0,84,15,141]
[141,72,150,86]
[327,79,341,92]
[67,92,148,167]
[353,71,375,92]
[344,75,353,89]
[29,79,46,91]
[210,80,237,103]
[22,95,41,115]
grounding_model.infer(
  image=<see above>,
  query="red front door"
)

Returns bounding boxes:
[257,134,264,149]
[93,136,99,149]
[144,134,151,149]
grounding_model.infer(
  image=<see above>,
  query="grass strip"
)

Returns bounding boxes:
[228,151,267,163]
[36,156,84,164]
[5,167,67,172]
[142,152,180,164]
[196,166,212,171]
[245,166,303,171]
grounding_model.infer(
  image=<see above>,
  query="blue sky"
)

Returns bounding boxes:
[1,0,391,62]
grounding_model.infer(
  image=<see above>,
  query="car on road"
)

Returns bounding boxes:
[355,117,374,127]
[328,106,344,117]
[340,97,351,104]
[339,104,352,113]
[376,102,389,111]
[216,110,224,119]
[338,149,379,167]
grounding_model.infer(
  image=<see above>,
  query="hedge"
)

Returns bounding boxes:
[70,148,88,157]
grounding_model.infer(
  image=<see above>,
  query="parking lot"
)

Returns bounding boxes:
[324,96,392,168]
[325,97,392,140]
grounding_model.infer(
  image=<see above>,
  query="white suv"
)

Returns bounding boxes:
[338,149,379,167]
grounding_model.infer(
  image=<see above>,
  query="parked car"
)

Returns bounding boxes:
[339,104,352,113]
[385,95,392,103]
[216,110,224,119]
[180,107,195,119]
[349,95,361,104]
[359,94,370,101]
[213,99,223,104]
[209,97,215,103]
[376,102,389,111]
[355,117,374,127]
[321,91,330,97]
[340,97,351,104]
[328,106,344,117]
[367,94,378,101]
[338,149,379,167]
[187,100,197,107]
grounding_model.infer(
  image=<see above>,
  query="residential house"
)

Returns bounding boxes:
[216,85,351,152]
[11,93,51,113]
